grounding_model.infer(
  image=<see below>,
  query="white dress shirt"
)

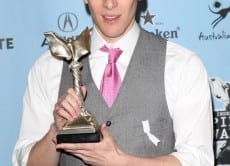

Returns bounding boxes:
[12,22,214,166]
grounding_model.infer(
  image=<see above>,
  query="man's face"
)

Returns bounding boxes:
[84,0,138,43]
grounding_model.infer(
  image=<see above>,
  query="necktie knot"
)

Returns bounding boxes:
[100,45,123,64]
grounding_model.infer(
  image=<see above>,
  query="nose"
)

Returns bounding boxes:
[103,0,117,9]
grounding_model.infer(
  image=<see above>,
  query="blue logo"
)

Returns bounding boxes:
[58,12,78,32]
[209,1,230,29]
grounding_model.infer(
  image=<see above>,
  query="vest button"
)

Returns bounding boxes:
[106,121,112,127]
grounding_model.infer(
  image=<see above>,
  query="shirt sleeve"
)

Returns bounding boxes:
[166,46,214,165]
[12,53,57,166]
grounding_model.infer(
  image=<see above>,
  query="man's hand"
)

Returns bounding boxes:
[53,87,86,131]
[56,123,125,166]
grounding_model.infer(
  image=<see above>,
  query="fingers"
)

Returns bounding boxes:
[56,142,95,152]
[56,143,97,164]
[54,106,75,121]
[53,86,87,130]
[57,87,85,116]
[65,86,87,110]
[65,88,80,112]
[56,125,120,165]
[58,91,78,118]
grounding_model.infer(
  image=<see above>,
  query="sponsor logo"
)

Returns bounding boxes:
[209,77,230,164]
[141,10,180,39]
[58,12,78,32]
[0,38,14,50]
[141,10,155,25]
[198,1,230,41]
[209,1,230,29]
[209,77,230,139]
[199,31,230,40]
[42,12,79,47]
[152,27,180,39]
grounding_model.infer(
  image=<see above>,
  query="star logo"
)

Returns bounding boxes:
[141,10,155,25]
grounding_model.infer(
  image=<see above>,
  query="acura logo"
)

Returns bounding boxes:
[58,12,78,32]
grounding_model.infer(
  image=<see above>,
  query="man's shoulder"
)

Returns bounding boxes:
[32,51,61,67]
[166,41,198,59]
[139,28,199,61]
[29,50,63,77]
[166,41,206,74]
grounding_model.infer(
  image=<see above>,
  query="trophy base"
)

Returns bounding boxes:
[56,131,100,144]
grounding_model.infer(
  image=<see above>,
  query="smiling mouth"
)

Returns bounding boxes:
[102,15,121,22]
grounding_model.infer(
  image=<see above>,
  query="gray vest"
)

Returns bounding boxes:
[58,29,175,165]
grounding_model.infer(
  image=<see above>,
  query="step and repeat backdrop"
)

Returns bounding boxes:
[0,0,229,165]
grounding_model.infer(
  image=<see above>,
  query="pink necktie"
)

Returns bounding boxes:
[100,45,123,107]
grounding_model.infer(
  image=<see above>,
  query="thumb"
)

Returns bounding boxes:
[100,123,110,138]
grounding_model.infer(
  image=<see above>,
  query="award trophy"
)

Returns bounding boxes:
[44,28,100,143]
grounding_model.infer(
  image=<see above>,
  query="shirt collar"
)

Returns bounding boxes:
[90,22,140,54]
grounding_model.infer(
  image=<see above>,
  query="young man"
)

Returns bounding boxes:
[13,0,214,165]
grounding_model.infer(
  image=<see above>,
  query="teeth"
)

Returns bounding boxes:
[104,16,118,19]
